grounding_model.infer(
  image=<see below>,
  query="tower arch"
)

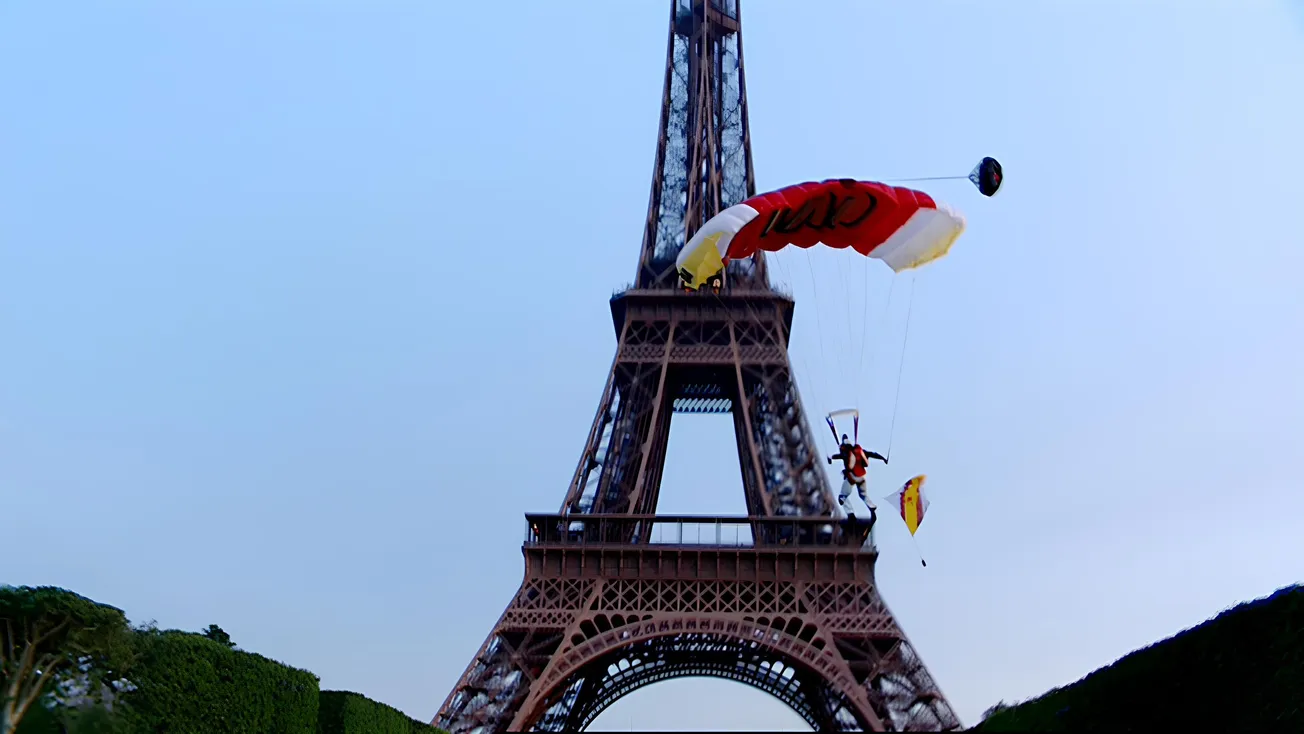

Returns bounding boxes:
[514,618,877,731]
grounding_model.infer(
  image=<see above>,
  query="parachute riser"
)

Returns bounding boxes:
[825,409,859,445]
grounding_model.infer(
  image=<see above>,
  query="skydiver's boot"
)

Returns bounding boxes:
[838,480,854,519]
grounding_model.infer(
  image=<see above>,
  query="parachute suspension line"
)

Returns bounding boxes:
[772,254,826,413]
[855,254,872,409]
[885,275,917,461]
[884,175,969,183]
[770,250,794,293]
[856,256,871,370]
[804,249,834,410]
[885,157,1004,196]
[839,253,856,393]
[707,270,828,432]
[860,276,897,418]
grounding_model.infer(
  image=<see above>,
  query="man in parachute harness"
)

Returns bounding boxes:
[828,434,888,529]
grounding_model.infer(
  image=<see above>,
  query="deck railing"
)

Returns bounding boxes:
[523,513,875,551]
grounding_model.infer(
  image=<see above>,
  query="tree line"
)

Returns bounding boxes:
[1,586,442,734]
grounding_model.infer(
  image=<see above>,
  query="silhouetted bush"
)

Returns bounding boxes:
[973,584,1304,732]
[318,690,443,734]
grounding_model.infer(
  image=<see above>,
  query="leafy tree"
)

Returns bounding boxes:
[0,586,134,734]
[970,583,1303,731]
[201,624,235,648]
[120,629,318,733]
[980,700,1013,721]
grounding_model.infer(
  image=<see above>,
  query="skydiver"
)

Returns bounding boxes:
[828,434,887,527]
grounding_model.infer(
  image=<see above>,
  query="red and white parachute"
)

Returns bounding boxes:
[675,178,966,289]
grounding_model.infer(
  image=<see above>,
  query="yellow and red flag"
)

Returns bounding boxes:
[887,475,929,536]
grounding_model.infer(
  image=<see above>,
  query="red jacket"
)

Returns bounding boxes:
[848,446,868,478]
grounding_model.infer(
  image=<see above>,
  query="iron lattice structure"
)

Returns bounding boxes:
[433,1,961,730]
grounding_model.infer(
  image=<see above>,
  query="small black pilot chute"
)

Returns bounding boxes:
[969,157,1003,197]
[880,156,1005,198]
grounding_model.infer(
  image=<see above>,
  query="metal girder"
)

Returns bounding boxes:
[636,0,765,290]
[560,291,834,521]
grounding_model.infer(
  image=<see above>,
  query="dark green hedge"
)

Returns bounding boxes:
[318,690,443,734]
[120,629,320,733]
[973,584,1304,732]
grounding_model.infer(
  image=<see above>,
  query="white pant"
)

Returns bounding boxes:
[839,476,876,509]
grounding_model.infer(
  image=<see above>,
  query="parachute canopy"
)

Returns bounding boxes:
[676,178,966,290]
[969,157,1003,197]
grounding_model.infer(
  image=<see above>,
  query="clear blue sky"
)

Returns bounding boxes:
[3,1,1302,730]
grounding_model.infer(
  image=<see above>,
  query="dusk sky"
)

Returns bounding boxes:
[3,0,1302,730]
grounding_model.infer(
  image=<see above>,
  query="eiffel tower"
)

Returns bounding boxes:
[433,1,962,730]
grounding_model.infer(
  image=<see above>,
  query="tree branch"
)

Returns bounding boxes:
[13,655,65,724]
[31,653,60,680]
[14,640,36,689]
[2,701,19,734]
[31,618,71,649]
[3,655,25,724]
[2,618,13,666]
[3,635,38,717]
